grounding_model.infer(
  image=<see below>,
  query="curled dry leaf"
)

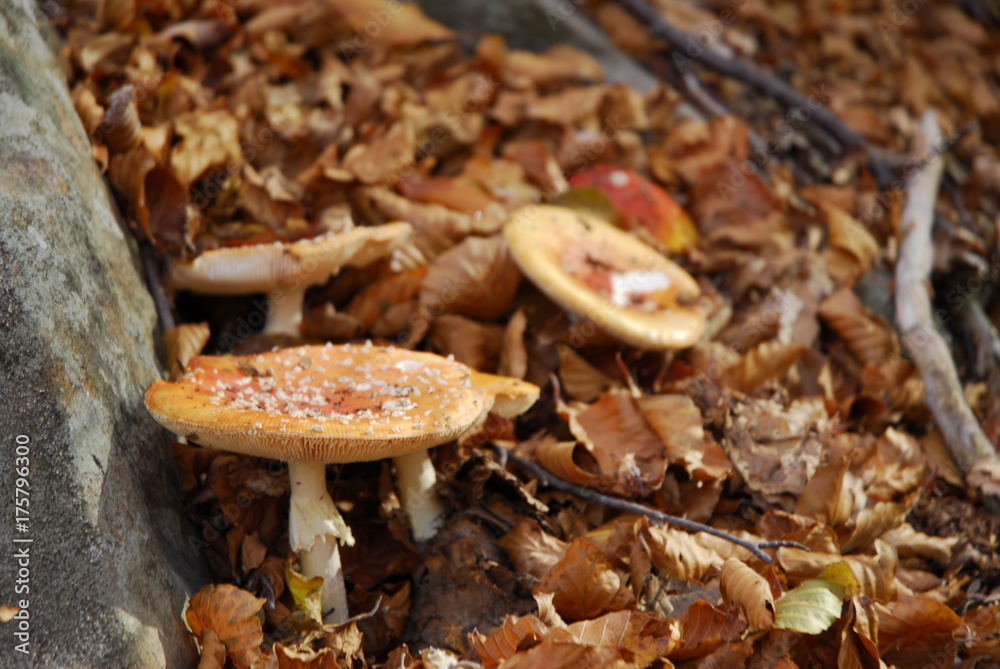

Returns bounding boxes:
[875,594,965,668]
[555,345,619,403]
[502,44,604,90]
[881,523,958,566]
[498,309,529,380]
[794,455,854,529]
[428,313,504,370]
[534,538,634,622]
[534,436,602,487]
[639,524,728,582]
[818,288,898,366]
[196,628,227,669]
[569,393,668,496]
[821,203,880,287]
[343,121,416,185]
[163,322,210,381]
[273,643,338,668]
[170,109,243,190]
[238,165,306,229]
[107,147,187,250]
[469,614,550,668]
[724,397,830,504]
[185,584,265,669]
[639,395,731,482]
[420,235,522,322]
[719,558,775,633]
[719,341,806,394]
[497,519,570,580]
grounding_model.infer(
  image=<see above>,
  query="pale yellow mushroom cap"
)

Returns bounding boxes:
[503,205,706,349]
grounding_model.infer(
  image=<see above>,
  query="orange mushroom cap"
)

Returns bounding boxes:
[145,343,491,463]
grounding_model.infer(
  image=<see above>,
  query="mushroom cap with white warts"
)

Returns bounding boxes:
[145,343,490,463]
[169,222,411,295]
[503,206,706,349]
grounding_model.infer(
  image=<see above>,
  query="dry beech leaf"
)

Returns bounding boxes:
[719,558,775,633]
[401,174,499,214]
[534,538,634,622]
[469,615,549,668]
[719,341,806,393]
[497,639,625,669]
[839,595,885,669]
[163,322,210,381]
[876,594,965,667]
[420,235,521,322]
[794,455,853,528]
[567,609,680,663]
[839,501,908,554]
[818,288,897,366]
[170,109,243,190]
[822,203,880,286]
[534,436,602,487]
[571,393,667,496]
[556,345,619,402]
[107,147,187,249]
[342,121,416,185]
[724,397,830,504]
[273,643,338,668]
[639,524,726,582]
[185,584,265,668]
[497,519,570,580]
[428,313,504,370]
[196,628,227,669]
[237,165,305,228]
[344,266,427,330]
[502,44,604,90]
[670,599,741,660]
[881,523,958,566]
[498,309,529,379]
[639,395,730,482]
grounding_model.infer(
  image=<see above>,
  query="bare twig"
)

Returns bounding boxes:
[895,111,995,475]
[497,448,807,564]
[613,0,894,189]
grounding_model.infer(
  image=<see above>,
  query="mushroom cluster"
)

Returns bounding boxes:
[503,205,706,349]
[145,342,537,623]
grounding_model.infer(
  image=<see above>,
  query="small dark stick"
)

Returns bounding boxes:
[496,447,808,564]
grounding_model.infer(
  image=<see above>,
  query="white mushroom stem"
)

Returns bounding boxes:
[393,450,446,542]
[287,460,355,624]
[264,287,308,337]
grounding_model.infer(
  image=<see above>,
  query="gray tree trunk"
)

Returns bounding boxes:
[0,2,208,667]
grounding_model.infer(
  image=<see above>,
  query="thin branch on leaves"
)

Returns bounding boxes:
[497,448,805,564]
[613,0,894,189]
[894,111,996,479]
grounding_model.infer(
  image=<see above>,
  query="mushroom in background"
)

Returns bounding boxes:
[565,165,699,254]
[144,342,490,624]
[169,222,411,338]
[503,205,707,349]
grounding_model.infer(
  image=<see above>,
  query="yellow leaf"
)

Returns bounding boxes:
[285,561,324,625]
[773,579,845,634]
